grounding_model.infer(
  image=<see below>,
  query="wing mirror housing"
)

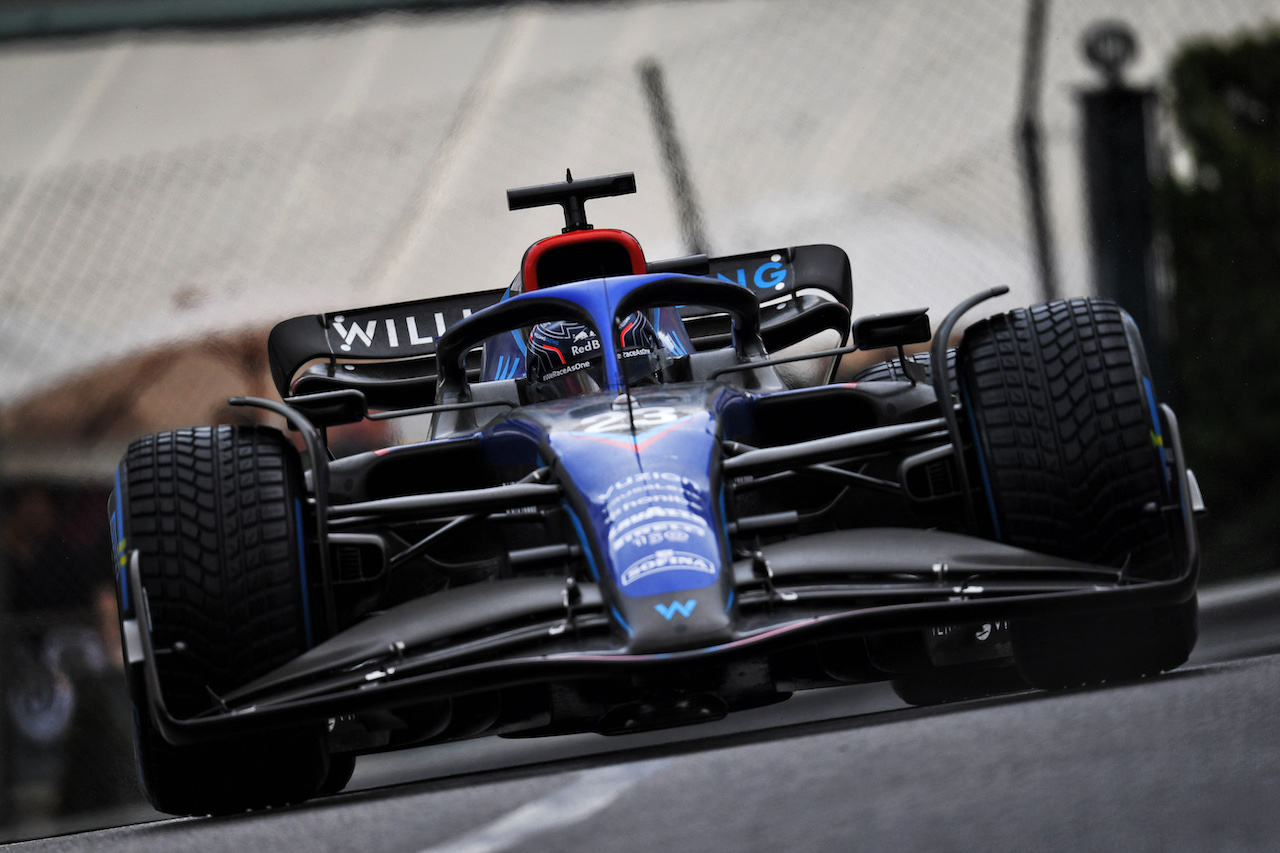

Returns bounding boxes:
[851,309,932,385]
[852,308,931,350]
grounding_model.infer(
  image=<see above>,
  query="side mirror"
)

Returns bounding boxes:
[851,309,932,385]
[851,308,931,350]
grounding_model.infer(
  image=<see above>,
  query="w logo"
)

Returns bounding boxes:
[654,599,698,620]
[332,318,376,350]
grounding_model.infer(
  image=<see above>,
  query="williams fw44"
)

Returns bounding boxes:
[109,171,1204,815]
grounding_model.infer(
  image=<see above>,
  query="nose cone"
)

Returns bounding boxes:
[624,586,734,654]
[547,405,735,652]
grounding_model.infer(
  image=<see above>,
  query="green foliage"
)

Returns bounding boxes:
[1164,28,1280,579]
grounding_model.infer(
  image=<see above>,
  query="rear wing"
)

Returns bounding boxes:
[663,244,851,350]
[267,244,852,409]
[267,287,505,402]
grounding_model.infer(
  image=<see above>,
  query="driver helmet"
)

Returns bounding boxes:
[527,311,665,401]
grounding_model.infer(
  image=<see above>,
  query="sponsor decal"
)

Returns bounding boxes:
[602,484,692,522]
[328,308,473,353]
[610,520,705,552]
[621,550,716,587]
[332,318,377,350]
[593,471,720,598]
[713,254,789,292]
[571,338,601,357]
[608,506,708,544]
[654,599,698,620]
[601,471,699,502]
[606,482,687,503]
[606,492,689,516]
[540,360,594,382]
[930,620,1008,640]
[602,472,710,544]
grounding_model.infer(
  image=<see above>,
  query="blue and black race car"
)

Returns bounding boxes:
[109,171,1204,816]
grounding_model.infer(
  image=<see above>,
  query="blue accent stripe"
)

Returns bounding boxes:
[610,603,634,635]
[717,485,732,558]
[510,328,527,355]
[659,314,688,357]
[295,499,314,649]
[652,308,688,357]
[564,503,600,582]
[114,466,128,612]
[719,486,734,614]
[961,381,1002,541]
[1143,376,1171,498]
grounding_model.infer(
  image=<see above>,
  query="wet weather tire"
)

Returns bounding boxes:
[851,348,956,384]
[114,425,327,815]
[958,298,1196,689]
[318,754,358,796]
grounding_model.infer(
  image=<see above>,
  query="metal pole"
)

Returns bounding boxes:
[639,60,710,256]
[0,483,11,826]
[1078,21,1170,398]
[1017,0,1059,304]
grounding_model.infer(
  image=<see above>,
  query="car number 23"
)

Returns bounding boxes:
[579,407,682,433]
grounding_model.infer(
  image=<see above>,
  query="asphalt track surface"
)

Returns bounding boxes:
[9,579,1280,853]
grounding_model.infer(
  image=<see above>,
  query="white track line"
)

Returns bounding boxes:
[415,759,668,853]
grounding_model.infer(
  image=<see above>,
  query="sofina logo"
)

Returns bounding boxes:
[621,550,716,587]
[654,599,697,620]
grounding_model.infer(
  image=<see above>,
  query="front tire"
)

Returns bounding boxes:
[114,425,327,815]
[851,348,956,384]
[958,298,1195,689]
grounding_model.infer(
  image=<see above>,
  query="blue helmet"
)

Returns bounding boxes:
[527,312,663,401]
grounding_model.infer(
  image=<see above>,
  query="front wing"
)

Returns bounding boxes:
[122,405,1199,746]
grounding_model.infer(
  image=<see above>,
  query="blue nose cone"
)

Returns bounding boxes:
[549,406,735,652]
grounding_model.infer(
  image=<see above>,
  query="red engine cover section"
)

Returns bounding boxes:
[522,229,647,292]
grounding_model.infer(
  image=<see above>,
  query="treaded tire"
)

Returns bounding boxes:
[318,754,358,796]
[114,425,326,815]
[851,348,956,384]
[958,298,1195,689]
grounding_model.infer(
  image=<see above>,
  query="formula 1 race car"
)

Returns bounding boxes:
[109,171,1203,816]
